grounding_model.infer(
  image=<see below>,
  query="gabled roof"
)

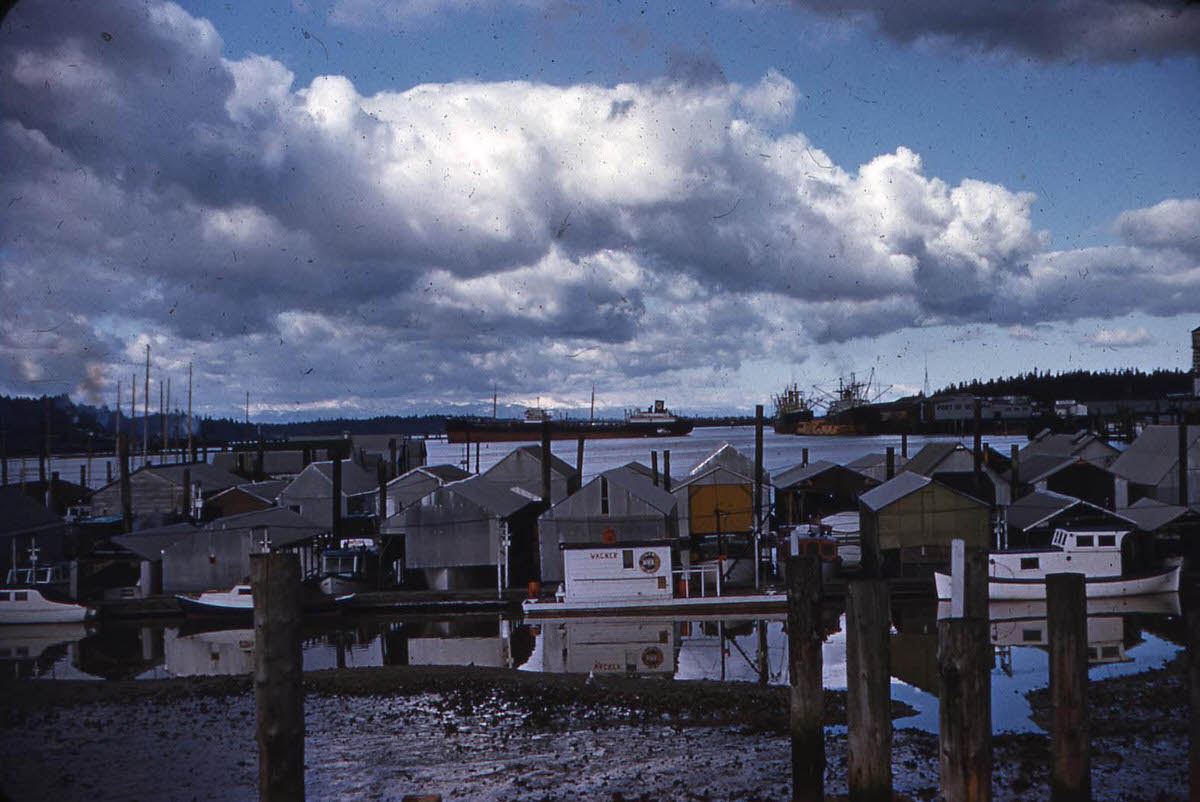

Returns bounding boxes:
[222,480,288,504]
[204,506,324,545]
[0,487,64,536]
[1110,425,1200,486]
[309,459,379,496]
[1022,430,1118,460]
[843,452,910,481]
[688,442,755,479]
[773,460,839,490]
[901,442,960,477]
[420,464,471,482]
[145,463,244,491]
[1008,454,1081,485]
[600,465,677,514]
[511,445,578,477]
[113,522,200,560]
[1006,489,1136,533]
[445,476,537,518]
[859,472,932,511]
[1119,497,1200,532]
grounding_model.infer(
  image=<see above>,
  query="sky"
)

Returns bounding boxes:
[1,0,1198,420]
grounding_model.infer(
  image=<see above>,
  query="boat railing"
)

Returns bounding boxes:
[673,563,724,599]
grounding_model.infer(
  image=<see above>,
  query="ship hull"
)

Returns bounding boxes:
[446,419,694,444]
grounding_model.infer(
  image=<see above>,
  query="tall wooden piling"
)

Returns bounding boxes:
[1047,572,1089,801]
[475,441,480,474]
[1010,444,1020,490]
[576,437,585,482]
[901,433,908,459]
[1180,422,1190,507]
[251,552,305,802]
[186,361,193,463]
[663,450,671,492]
[79,464,86,489]
[787,554,824,802]
[885,447,895,480]
[331,457,342,540]
[1,427,7,486]
[651,450,659,486]
[754,404,764,532]
[1189,602,1200,798]
[802,447,808,468]
[540,421,552,505]
[256,435,266,481]
[937,615,992,802]
[182,468,191,517]
[377,461,387,519]
[106,461,112,484]
[118,433,132,533]
[389,438,398,479]
[846,579,892,801]
[972,398,983,495]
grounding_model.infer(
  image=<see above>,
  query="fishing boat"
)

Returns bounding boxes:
[175,585,256,616]
[317,546,379,596]
[0,587,93,625]
[934,528,1180,601]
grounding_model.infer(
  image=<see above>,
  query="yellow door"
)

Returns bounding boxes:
[688,484,753,534]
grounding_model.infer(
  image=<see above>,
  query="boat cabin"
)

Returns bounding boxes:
[560,543,673,604]
[991,528,1128,580]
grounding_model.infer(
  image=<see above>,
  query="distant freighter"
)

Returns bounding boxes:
[445,400,694,443]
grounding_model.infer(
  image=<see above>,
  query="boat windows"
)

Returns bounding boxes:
[1022,629,1041,642]
[622,549,634,569]
[13,592,27,601]
[0,592,7,601]
[1098,535,1116,547]
[1075,535,1094,548]
[237,587,253,596]
[1020,557,1039,570]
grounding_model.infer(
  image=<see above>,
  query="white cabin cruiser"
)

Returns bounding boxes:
[175,585,256,615]
[0,587,93,625]
[935,528,1180,601]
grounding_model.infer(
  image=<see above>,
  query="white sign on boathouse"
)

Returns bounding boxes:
[561,543,673,604]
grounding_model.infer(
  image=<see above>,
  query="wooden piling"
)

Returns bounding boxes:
[106,461,112,484]
[540,421,552,505]
[39,402,48,483]
[79,464,86,488]
[802,447,808,468]
[1,427,7,486]
[885,447,895,480]
[972,398,982,495]
[1047,572,1089,801]
[331,456,342,540]
[256,435,266,481]
[182,468,191,517]
[901,433,908,459]
[475,441,480,474]
[46,471,58,511]
[1010,444,1020,491]
[663,450,671,492]
[576,437,585,482]
[787,554,824,802]
[651,450,659,486]
[389,438,398,479]
[755,403,764,533]
[1189,602,1200,798]
[251,552,305,802]
[377,461,387,519]
[846,579,892,801]
[118,433,132,533]
[937,616,992,801]
[1180,422,1190,507]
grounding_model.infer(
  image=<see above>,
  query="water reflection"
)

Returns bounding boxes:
[13,594,1182,735]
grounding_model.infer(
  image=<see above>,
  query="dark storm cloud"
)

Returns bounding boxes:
[786,0,1200,62]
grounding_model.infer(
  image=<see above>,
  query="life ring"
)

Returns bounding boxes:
[638,552,661,573]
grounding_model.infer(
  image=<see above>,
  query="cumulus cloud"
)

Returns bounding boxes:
[783,0,1200,62]
[1082,327,1155,348]
[0,1,1194,414]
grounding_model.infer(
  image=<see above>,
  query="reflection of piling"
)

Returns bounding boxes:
[787,554,824,802]
[251,552,305,801]
[1048,572,1089,801]
[1189,600,1200,798]
[846,579,891,800]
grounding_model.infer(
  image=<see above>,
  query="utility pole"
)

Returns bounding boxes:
[130,373,136,462]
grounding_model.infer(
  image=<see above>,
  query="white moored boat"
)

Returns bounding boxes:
[934,528,1180,601]
[175,585,256,616]
[0,587,93,625]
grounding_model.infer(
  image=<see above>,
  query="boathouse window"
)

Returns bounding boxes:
[622,549,634,569]
[1020,557,1039,570]
[1075,535,1094,547]
[1022,629,1041,642]
[1098,535,1116,547]
[600,477,609,515]
[657,577,667,589]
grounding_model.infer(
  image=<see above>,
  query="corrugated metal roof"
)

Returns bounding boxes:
[146,463,244,491]
[688,443,754,477]
[311,459,379,496]
[859,472,931,511]
[0,487,64,536]
[773,460,839,490]
[228,480,288,504]
[600,465,677,514]
[1119,497,1200,532]
[901,442,960,477]
[1006,490,1077,531]
[203,506,324,545]
[446,477,536,518]
[1022,431,1116,459]
[113,522,199,560]
[1109,425,1200,486]
[1009,455,1079,484]
[421,464,471,482]
[513,445,578,477]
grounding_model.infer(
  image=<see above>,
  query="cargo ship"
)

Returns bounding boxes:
[772,383,815,434]
[785,372,884,436]
[445,400,694,443]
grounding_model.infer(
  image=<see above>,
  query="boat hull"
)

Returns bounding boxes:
[175,595,254,616]
[934,566,1180,601]
[0,589,91,625]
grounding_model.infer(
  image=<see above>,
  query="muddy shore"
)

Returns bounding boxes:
[0,659,1185,801]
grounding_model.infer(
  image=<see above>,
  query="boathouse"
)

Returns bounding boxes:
[382,464,471,521]
[1005,455,1122,509]
[858,472,992,576]
[844,452,910,483]
[277,458,378,529]
[0,486,67,577]
[205,480,287,518]
[773,460,879,525]
[1109,425,1200,506]
[401,476,543,590]
[537,463,679,583]
[479,444,580,503]
[88,463,244,520]
[901,442,1012,506]
[672,443,769,540]
[1005,489,1137,548]
[1020,429,1121,467]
